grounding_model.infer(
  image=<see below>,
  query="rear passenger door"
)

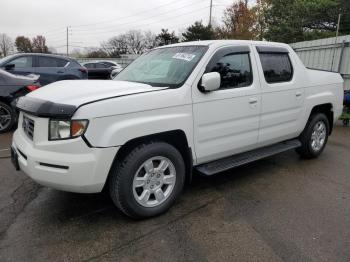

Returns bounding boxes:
[254,46,305,145]
[34,56,68,85]
[192,45,261,164]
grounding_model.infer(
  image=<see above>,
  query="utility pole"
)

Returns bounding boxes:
[66,26,69,56]
[209,0,213,27]
[336,13,342,39]
[331,14,342,71]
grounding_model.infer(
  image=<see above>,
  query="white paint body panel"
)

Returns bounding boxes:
[12,40,344,193]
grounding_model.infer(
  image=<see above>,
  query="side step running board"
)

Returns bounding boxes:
[195,139,301,176]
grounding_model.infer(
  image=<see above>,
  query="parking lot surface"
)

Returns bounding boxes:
[0,125,350,262]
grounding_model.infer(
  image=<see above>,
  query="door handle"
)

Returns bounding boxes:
[57,71,65,74]
[249,98,258,104]
[295,92,302,97]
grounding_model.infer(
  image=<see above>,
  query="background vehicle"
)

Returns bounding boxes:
[12,41,344,219]
[0,53,88,86]
[340,90,350,126]
[83,61,123,79]
[0,69,40,133]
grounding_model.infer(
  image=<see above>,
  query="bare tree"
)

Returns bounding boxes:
[0,33,14,57]
[32,35,49,53]
[101,35,128,57]
[144,31,159,49]
[124,30,146,54]
[101,30,157,57]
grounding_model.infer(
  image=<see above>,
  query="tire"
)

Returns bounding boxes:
[109,141,186,219]
[343,119,349,126]
[296,113,329,159]
[0,102,16,133]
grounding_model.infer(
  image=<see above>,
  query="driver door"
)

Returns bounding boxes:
[192,45,261,164]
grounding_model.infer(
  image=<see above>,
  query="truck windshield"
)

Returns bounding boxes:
[114,46,208,88]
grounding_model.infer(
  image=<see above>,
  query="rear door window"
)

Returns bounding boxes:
[37,57,68,67]
[258,52,293,83]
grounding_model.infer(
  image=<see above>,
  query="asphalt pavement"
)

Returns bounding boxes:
[0,125,350,262]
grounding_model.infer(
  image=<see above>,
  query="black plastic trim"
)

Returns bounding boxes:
[16,96,77,118]
[256,46,289,54]
[39,162,69,170]
[81,134,93,148]
[17,148,27,160]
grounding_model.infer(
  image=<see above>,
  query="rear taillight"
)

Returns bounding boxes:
[27,85,40,92]
[79,67,88,74]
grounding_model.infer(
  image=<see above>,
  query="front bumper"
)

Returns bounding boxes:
[12,127,119,193]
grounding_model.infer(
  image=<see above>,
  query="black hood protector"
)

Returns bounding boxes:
[16,96,77,119]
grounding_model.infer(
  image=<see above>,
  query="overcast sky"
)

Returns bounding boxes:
[1,0,233,53]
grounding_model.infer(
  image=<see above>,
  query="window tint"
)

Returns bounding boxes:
[95,63,109,69]
[259,53,293,83]
[208,53,252,89]
[102,62,115,67]
[9,56,33,68]
[38,57,68,67]
[84,63,95,69]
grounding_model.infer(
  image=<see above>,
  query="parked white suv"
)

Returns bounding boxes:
[12,40,343,218]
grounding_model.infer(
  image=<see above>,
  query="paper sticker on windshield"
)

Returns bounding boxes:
[172,53,196,62]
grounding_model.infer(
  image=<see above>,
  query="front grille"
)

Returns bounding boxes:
[22,115,35,140]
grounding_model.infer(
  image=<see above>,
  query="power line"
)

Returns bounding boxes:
[72,0,195,28]
[70,5,211,36]
[54,16,208,48]
[71,0,206,33]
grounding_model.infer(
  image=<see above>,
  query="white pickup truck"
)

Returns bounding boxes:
[12,40,343,218]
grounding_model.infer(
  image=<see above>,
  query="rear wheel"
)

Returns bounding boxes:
[0,102,16,133]
[296,113,329,158]
[109,141,186,219]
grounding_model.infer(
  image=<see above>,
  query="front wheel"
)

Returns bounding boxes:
[0,102,16,133]
[109,141,186,219]
[296,113,329,159]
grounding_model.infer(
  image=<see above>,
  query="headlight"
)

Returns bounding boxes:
[49,119,89,140]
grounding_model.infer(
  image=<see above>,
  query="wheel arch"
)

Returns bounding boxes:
[309,103,334,134]
[0,96,12,105]
[108,129,194,186]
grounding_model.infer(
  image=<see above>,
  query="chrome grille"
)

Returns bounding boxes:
[22,115,35,140]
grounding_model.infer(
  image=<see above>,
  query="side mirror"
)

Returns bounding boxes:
[5,64,15,70]
[200,72,220,92]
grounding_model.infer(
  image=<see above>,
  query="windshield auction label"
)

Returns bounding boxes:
[172,53,196,62]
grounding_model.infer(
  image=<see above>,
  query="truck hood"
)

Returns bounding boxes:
[16,80,168,118]
[27,80,167,106]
